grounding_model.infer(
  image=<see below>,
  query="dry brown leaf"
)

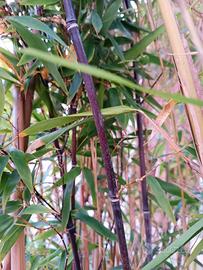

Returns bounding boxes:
[26,139,45,154]
[65,44,77,62]
[148,99,176,142]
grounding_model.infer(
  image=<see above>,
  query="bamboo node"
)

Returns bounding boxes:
[67,23,78,31]
[110,197,119,203]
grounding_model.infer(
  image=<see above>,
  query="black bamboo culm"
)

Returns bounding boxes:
[55,104,81,269]
[123,0,152,263]
[63,0,131,269]
[136,93,152,263]
[67,102,81,270]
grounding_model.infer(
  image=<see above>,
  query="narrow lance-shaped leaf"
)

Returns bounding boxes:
[62,180,74,229]
[91,11,103,34]
[124,25,165,60]
[101,0,122,33]
[83,168,97,207]
[2,171,20,212]
[22,48,203,107]
[20,105,135,136]
[0,215,31,261]
[142,219,203,270]
[147,176,176,223]
[10,21,67,94]
[22,204,53,214]
[20,0,59,5]
[185,239,203,267]
[0,80,5,116]
[74,209,117,241]
[54,167,81,188]
[7,16,66,47]
[0,156,9,183]
[9,149,33,192]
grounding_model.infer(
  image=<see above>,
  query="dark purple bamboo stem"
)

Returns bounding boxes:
[63,1,131,269]
[124,0,152,263]
[67,102,81,270]
[55,102,81,269]
[136,93,152,263]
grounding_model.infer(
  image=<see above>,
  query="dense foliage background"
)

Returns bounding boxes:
[0,0,203,269]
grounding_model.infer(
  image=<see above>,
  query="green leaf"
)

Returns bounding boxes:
[185,239,203,267]
[74,209,117,241]
[10,21,67,94]
[96,0,104,17]
[9,149,33,193]
[7,16,66,47]
[102,0,122,33]
[0,215,31,261]
[147,176,176,223]
[62,179,74,229]
[0,214,14,239]
[22,48,203,107]
[0,47,19,66]
[0,156,9,183]
[156,177,197,203]
[2,171,20,212]
[35,228,58,241]
[83,168,97,207]
[142,219,203,270]
[54,167,81,187]
[124,25,165,60]
[0,80,5,116]
[34,250,61,268]
[21,106,135,136]
[20,0,59,5]
[0,68,20,84]
[91,11,103,34]
[22,204,53,214]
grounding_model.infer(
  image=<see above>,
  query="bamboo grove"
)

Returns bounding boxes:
[0,0,203,269]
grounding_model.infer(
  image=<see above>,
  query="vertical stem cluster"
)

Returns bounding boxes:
[8,79,35,270]
[124,0,152,263]
[67,102,81,270]
[63,1,131,269]
[55,102,81,269]
[136,93,152,262]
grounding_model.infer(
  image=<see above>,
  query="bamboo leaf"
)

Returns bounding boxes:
[155,177,197,203]
[2,171,20,212]
[185,239,203,267]
[0,215,31,261]
[10,22,67,94]
[74,209,117,241]
[124,25,165,60]
[20,0,59,5]
[0,68,20,84]
[0,156,9,183]
[20,106,135,136]
[102,0,121,33]
[83,168,97,207]
[0,214,14,239]
[61,180,74,229]
[54,167,81,188]
[147,176,176,223]
[9,149,33,193]
[7,16,66,47]
[142,219,203,270]
[91,11,103,34]
[22,205,53,214]
[22,48,203,107]
[0,80,5,116]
